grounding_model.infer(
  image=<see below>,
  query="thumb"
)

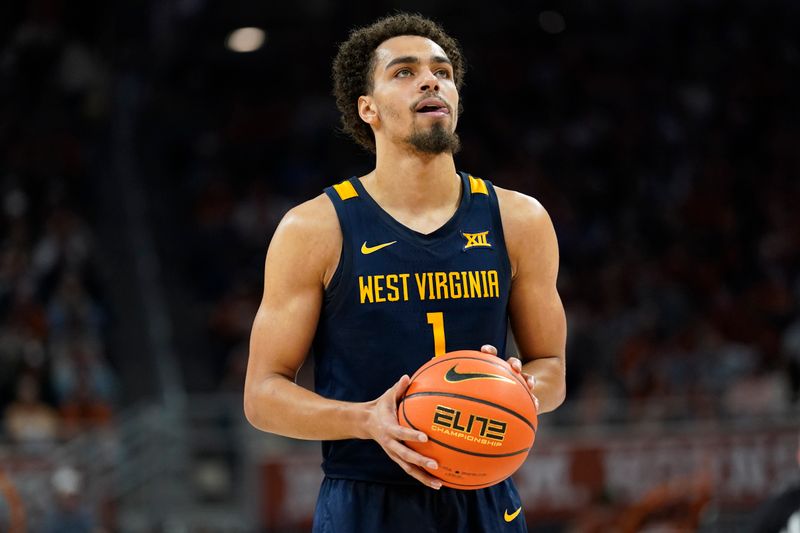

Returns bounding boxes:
[392,374,411,403]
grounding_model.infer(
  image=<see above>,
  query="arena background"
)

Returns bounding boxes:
[1,0,799,531]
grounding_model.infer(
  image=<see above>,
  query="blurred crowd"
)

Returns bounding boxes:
[138,1,800,423]
[1,0,798,530]
[3,0,797,473]
[1,0,116,452]
[1,2,117,529]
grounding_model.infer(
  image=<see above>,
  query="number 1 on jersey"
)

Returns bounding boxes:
[426,312,446,357]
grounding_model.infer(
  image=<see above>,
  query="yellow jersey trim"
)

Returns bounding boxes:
[333,180,358,200]
[469,175,488,195]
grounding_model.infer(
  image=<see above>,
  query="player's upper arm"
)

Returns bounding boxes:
[496,187,567,365]
[244,194,341,406]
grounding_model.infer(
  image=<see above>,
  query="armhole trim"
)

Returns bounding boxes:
[485,181,513,282]
[321,188,353,310]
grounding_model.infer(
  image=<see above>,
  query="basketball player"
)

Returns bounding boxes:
[244,13,566,532]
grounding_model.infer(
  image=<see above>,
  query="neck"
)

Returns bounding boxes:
[365,142,459,213]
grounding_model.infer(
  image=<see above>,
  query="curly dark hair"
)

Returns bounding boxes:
[332,13,466,153]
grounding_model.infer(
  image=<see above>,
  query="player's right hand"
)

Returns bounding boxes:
[364,374,443,489]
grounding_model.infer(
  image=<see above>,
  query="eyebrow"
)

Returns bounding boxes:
[384,55,452,71]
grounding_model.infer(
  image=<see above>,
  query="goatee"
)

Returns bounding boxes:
[406,122,461,154]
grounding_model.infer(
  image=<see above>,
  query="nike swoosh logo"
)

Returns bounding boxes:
[504,507,522,522]
[444,364,515,384]
[361,240,397,254]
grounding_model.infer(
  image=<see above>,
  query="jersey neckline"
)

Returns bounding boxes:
[347,171,472,245]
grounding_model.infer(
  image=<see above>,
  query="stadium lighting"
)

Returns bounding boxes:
[226,27,266,53]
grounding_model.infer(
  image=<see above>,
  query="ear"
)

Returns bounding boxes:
[358,95,378,125]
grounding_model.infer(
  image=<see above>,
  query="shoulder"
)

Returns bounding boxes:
[493,186,558,278]
[493,186,555,246]
[276,193,340,236]
[493,186,550,226]
[269,193,342,285]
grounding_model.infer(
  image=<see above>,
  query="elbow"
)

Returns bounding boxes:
[243,381,275,432]
[541,389,566,415]
[243,392,260,429]
[552,368,567,410]
[554,383,567,410]
[538,367,567,414]
[553,358,567,409]
[244,372,293,434]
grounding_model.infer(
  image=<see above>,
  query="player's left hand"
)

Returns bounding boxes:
[480,344,540,412]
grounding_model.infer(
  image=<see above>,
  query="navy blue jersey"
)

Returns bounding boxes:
[314,171,512,484]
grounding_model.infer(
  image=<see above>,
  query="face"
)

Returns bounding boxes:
[359,35,460,154]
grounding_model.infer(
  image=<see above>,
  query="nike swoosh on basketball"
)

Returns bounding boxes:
[444,365,515,384]
[504,507,522,522]
[361,240,397,254]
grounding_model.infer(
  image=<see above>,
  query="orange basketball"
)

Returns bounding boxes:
[398,350,538,490]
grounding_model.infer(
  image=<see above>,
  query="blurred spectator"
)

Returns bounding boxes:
[0,314,46,404]
[614,474,713,533]
[723,367,791,417]
[50,336,117,406]
[0,468,25,533]
[59,371,113,439]
[3,372,60,448]
[45,270,105,343]
[31,209,93,284]
[42,466,96,533]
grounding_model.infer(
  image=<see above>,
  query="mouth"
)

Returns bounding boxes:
[414,97,451,117]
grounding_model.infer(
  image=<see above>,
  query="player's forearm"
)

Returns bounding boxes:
[244,374,371,440]
[521,356,566,414]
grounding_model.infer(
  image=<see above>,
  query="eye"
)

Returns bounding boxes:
[435,69,451,79]
[395,68,412,78]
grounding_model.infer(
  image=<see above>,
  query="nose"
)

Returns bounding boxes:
[418,68,440,93]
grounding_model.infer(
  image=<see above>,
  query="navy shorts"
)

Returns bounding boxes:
[312,477,528,533]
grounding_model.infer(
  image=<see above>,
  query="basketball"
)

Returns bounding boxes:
[398,350,538,490]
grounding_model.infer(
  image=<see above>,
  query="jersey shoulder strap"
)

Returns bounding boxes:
[322,178,364,302]
[462,172,510,270]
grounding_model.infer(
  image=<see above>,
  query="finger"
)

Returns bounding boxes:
[386,451,443,489]
[533,395,540,412]
[405,463,443,489]
[524,373,536,391]
[412,466,443,490]
[506,357,523,373]
[389,423,429,443]
[480,344,498,355]
[386,439,438,471]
